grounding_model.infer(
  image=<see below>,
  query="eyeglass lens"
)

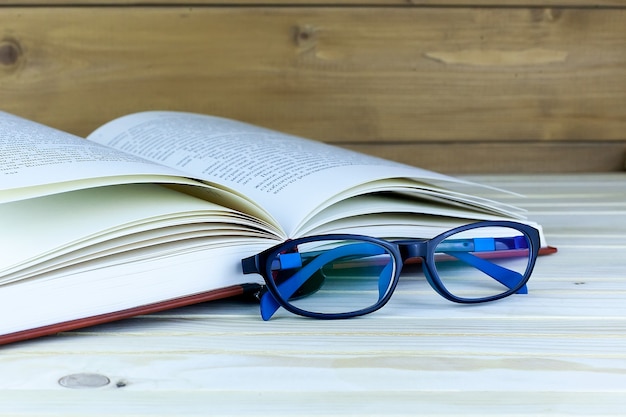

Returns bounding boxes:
[267,239,397,315]
[432,226,531,300]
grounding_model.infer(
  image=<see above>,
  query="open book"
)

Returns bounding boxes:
[0,110,554,345]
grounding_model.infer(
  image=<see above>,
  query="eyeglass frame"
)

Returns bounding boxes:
[241,220,541,320]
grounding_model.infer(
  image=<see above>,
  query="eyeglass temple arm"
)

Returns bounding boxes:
[259,243,390,321]
[438,236,527,293]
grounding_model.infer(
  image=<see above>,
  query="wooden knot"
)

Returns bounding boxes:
[0,38,22,68]
[58,373,111,389]
[293,25,317,48]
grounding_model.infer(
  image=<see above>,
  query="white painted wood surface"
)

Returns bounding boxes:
[1,174,625,416]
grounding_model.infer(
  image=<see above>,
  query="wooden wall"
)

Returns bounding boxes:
[1,1,624,173]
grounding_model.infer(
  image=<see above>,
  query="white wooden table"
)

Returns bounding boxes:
[1,173,625,416]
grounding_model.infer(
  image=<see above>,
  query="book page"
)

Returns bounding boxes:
[0,183,280,282]
[88,111,477,236]
[0,111,202,203]
[0,242,267,337]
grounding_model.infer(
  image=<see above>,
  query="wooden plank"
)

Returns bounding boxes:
[0,174,625,415]
[1,7,624,161]
[0,391,624,416]
[346,142,626,173]
[3,1,626,6]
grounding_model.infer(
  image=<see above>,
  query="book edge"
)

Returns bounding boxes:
[0,284,249,346]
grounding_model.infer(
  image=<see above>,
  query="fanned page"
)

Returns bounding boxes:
[88,111,522,237]
[0,184,275,284]
[0,183,271,337]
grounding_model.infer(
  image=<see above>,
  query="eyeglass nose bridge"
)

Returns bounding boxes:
[395,239,430,261]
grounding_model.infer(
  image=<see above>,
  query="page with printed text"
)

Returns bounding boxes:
[0,111,203,203]
[88,111,495,236]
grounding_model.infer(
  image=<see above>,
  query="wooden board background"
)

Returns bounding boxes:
[1,1,625,173]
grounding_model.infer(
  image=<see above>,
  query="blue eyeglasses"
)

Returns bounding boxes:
[241,221,541,320]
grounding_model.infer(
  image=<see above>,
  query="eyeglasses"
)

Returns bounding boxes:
[241,221,540,320]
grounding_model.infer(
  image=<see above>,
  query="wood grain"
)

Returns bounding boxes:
[3,0,625,5]
[1,6,624,173]
[347,142,626,173]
